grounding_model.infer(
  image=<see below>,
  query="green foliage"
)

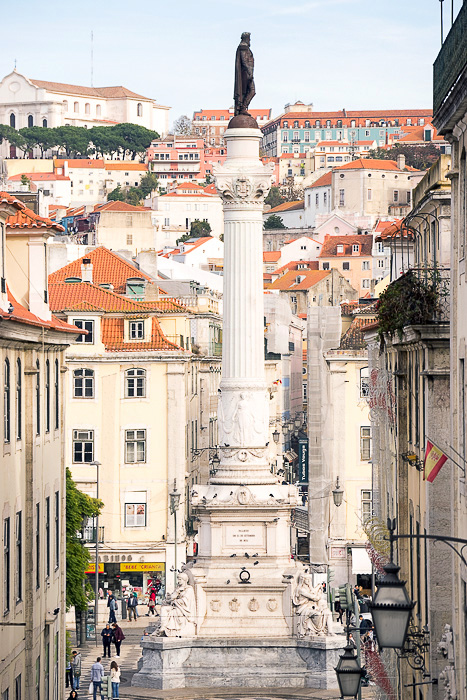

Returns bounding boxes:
[265,186,285,208]
[66,468,102,611]
[107,185,126,202]
[107,173,160,206]
[367,143,441,171]
[125,187,144,206]
[376,270,441,350]
[177,219,212,245]
[20,174,30,187]
[111,123,159,160]
[264,214,286,230]
[138,172,160,198]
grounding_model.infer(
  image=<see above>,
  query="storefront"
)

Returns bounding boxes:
[85,562,166,602]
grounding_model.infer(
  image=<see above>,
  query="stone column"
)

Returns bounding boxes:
[213,124,275,485]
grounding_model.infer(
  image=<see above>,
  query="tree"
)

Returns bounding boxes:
[125,187,143,206]
[88,126,122,159]
[54,126,90,157]
[265,186,285,209]
[107,185,126,202]
[138,172,160,198]
[177,220,212,244]
[111,123,159,160]
[264,214,286,230]
[19,127,56,157]
[20,174,30,187]
[65,468,102,610]
[366,143,441,170]
[173,115,193,136]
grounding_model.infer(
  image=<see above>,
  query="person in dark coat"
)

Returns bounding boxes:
[111,623,125,658]
[101,623,113,658]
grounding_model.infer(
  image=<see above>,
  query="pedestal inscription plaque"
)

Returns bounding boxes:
[225,524,264,547]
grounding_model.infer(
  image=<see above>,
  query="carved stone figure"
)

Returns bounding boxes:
[292,572,333,637]
[234,32,255,116]
[156,572,196,637]
[219,392,267,446]
[438,624,455,662]
[439,665,457,700]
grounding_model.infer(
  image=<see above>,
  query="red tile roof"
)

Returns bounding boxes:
[49,246,153,293]
[319,235,373,257]
[397,124,443,142]
[266,269,329,290]
[104,163,148,171]
[48,282,150,313]
[93,201,149,213]
[101,317,181,352]
[8,172,70,182]
[3,288,82,335]
[340,315,377,350]
[193,109,270,120]
[267,200,304,213]
[309,172,332,188]
[335,158,418,172]
[263,251,281,262]
[374,218,402,232]
[32,80,151,101]
[0,192,25,208]
[273,260,319,275]
[6,204,65,233]
[55,159,105,169]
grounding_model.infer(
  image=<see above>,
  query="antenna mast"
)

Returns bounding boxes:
[91,31,94,87]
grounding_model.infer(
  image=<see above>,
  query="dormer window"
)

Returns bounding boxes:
[129,321,145,340]
[126,278,146,299]
[352,244,360,253]
[337,245,344,253]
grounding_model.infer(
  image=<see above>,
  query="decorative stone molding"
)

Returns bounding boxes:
[214,162,274,209]
[210,599,221,612]
[248,598,260,612]
[229,598,240,612]
[267,598,278,612]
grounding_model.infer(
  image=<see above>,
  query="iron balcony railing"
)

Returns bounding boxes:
[81,525,105,543]
[433,0,467,115]
[411,266,450,323]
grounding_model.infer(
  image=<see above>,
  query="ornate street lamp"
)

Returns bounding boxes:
[294,415,302,429]
[211,452,220,469]
[169,480,181,588]
[272,428,280,444]
[332,476,344,507]
[370,561,414,649]
[335,645,365,698]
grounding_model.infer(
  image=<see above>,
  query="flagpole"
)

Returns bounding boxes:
[425,436,466,476]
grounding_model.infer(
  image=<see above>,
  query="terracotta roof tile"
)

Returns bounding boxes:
[319,235,373,257]
[8,172,70,182]
[3,287,82,335]
[267,200,304,213]
[32,80,151,101]
[0,192,25,209]
[263,251,281,262]
[6,203,65,233]
[93,201,149,213]
[54,159,105,169]
[101,317,181,352]
[335,158,419,172]
[104,162,148,171]
[266,269,329,291]
[273,260,319,275]
[309,172,332,188]
[340,316,376,349]
[48,282,148,313]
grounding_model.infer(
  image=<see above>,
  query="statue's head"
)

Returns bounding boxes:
[241,32,251,45]
[177,571,189,587]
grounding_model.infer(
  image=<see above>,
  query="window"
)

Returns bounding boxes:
[35,504,40,589]
[407,191,411,204]
[10,113,16,128]
[72,430,94,463]
[315,193,319,205]
[337,244,344,253]
[362,279,371,288]
[45,497,50,579]
[282,132,288,142]
[4,358,10,443]
[74,102,79,113]
[54,492,59,570]
[45,360,50,433]
[125,369,146,397]
[74,319,94,343]
[125,503,146,527]
[342,262,350,270]
[96,104,101,116]
[324,192,327,205]
[84,103,90,115]
[129,321,144,340]
[15,512,22,602]
[304,131,310,142]
[35,360,40,436]
[360,367,370,397]
[3,689,9,700]
[293,131,299,141]
[4,517,10,613]
[73,369,94,398]
[54,360,59,430]
[15,676,21,700]
[352,244,360,253]
[28,115,34,127]
[367,189,372,201]
[378,259,385,268]
[407,118,412,126]
[361,489,372,523]
[35,657,40,700]
[339,189,345,206]
[350,120,356,127]
[137,103,143,116]
[125,429,146,463]
[360,426,371,460]
[393,190,399,202]
[322,262,330,270]
[362,260,370,270]
[376,241,384,254]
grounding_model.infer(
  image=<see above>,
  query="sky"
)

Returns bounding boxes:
[1,0,461,128]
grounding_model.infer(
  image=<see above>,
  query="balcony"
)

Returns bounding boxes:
[433,0,467,116]
[81,525,105,543]
[208,341,222,357]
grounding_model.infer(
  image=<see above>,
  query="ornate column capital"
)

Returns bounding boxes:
[214,161,274,208]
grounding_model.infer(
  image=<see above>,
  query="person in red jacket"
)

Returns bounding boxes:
[111,623,125,658]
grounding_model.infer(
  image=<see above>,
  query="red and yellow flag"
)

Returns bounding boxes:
[424,439,448,483]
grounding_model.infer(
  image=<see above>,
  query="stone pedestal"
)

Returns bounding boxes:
[132,636,345,690]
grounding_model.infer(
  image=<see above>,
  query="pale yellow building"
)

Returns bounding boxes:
[0,194,80,700]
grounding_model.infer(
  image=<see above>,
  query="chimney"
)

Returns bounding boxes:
[63,161,69,177]
[81,258,93,283]
[397,153,406,171]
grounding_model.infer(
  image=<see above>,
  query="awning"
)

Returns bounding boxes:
[351,547,372,575]
[283,450,298,463]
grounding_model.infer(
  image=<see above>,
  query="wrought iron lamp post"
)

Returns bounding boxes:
[335,645,366,698]
[169,480,181,588]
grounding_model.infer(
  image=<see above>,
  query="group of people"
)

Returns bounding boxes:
[101,623,125,658]
[89,658,121,700]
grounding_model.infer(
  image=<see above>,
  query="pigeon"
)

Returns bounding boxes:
[192,491,198,497]
[283,574,294,579]
[253,561,259,566]
[192,559,197,564]
[269,494,275,498]
[241,567,246,571]
[226,580,230,584]
[230,553,237,558]
[225,443,230,447]
[273,517,279,522]
[212,494,217,499]
[244,553,250,558]
[252,553,259,557]
[230,491,234,496]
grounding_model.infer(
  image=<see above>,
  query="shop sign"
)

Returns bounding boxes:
[120,562,165,573]
[85,563,104,574]
[298,439,308,483]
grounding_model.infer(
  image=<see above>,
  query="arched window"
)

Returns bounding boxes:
[283,121,288,128]
[74,102,79,113]
[16,358,21,440]
[4,358,10,443]
[125,368,146,398]
[9,113,15,128]
[63,100,68,112]
[293,120,299,128]
[73,368,94,398]
[326,119,331,127]
[137,103,143,117]
[54,359,59,430]
[305,120,310,128]
[42,118,47,128]
[360,367,370,397]
[337,119,342,128]
[96,104,101,116]
[28,115,34,127]
[350,120,356,128]
[45,360,50,433]
[85,103,90,115]
[315,120,320,127]
[35,359,40,435]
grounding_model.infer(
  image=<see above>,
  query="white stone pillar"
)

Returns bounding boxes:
[213,126,275,484]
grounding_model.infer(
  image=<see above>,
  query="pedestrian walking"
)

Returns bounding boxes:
[107,594,118,624]
[127,592,137,621]
[334,599,344,624]
[90,657,104,700]
[348,632,357,649]
[65,655,74,689]
[111,623,125,658]
[71,650,82,690]
[147,587,156,616]
[110,661,121,699]
[67,691,79,700]
[101,623,113,658]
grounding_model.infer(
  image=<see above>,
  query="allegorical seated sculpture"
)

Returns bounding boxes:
[156,572,196,637]
[292,572,334,637]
